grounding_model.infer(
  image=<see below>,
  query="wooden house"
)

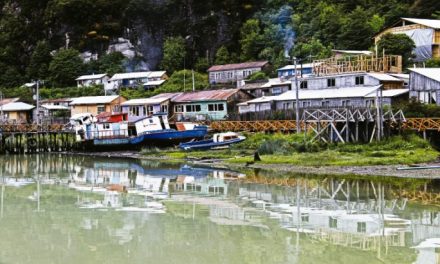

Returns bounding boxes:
[408,68,440,104]
[171,89,253,121]
[241,78,291,98]
[108,71,168,91]
[69,95,127,117]
[208,61,269,85]
[277,63,320,78]
[76,74,109,88]
[0,101,35,124]
[292,72,404,91]
[374,18,440,61]
[238,86,408,113]
[121,92,181,121]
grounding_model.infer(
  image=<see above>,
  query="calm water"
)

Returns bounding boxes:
[0,154,439,264]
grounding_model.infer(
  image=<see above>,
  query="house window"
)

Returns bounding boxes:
[365,99,375,108]
[329,217,337,228]
[355,76,364,85]
[208,103,225,112]
[272,87,282,95]
[175,105,184,113]
[301,214,309,223]
[97,105,105,114]
[327,78,336,87]
[185,105,202,112]
[357,222,366,233]
[103,123,110,129]
[129,106,139,116]
[321,101,330,107]
[282,103,291,109]
[147,105,154,115]
[300,81,308,89]
[342,100,351,107]
[161,105,168,113]
[302,101,310,108]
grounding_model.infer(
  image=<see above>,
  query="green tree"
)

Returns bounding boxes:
[293,38,332,61]
[376,33,416,68]
[215,46,231,65]
[48,48,85,87]
[239,19,263,61]
[194,57,210,72]
[26,41,52,80]
[426,58,440,67]
[247,71,268,81]
[338,6,374,49]
[160,37,186,74]
[98,52,125,75]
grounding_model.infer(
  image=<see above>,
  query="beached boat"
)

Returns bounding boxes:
[179,132,245,150]
[71,112,208,151]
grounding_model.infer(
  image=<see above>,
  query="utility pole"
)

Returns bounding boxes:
[294,57,301,133]
[192,69,195,92]
[35,80,40,126]
[0,91,3,125]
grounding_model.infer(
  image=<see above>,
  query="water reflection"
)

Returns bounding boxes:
[0,154,439,263]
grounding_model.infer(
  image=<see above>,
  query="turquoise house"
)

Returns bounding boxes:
[171,89,253,121]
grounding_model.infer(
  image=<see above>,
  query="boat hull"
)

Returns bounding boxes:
[179,136,245,150]
[75,128,208,151]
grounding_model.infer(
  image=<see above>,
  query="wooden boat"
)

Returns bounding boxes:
[179,132,245,150]
[71,112,208,151]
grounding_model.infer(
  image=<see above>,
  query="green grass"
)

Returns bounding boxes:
[141,132,439,166]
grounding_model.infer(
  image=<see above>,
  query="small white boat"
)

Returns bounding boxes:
[179,132,246,150]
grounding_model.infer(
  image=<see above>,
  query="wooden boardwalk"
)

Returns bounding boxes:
[0,124,75,154]
[207,118,440,132]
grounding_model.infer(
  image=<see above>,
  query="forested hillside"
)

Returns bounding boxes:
[0,0,439,88]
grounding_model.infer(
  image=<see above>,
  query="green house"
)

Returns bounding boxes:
[171,89,253,121]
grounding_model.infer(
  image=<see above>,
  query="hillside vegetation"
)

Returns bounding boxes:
[0,0,439,89]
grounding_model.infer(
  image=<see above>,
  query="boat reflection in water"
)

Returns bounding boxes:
[1,154,440,263]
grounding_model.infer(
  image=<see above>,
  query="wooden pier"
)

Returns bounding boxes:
[0,124,75,154]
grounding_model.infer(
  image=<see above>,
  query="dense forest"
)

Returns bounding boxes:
[0,0,439,89]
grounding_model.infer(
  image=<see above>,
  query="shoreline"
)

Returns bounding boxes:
[65,151,440,179]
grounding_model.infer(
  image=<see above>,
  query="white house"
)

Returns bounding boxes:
[408,68,440,104]
[76,74,109,88]
[108,71,168,91]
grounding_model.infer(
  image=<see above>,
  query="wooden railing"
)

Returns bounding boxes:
[205,118,440,133]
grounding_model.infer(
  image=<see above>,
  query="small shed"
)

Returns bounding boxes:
[108,71,168,90]
[69,95,127,117]
[171,89,253,121]
[0,102,35,124]
[408,68,440,104]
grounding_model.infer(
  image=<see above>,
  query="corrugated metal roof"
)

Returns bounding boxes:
[109,71,166,81]
[172,89,240,103]
[150,92,182,99]
[41,104,70,110]
[0,102,35,111]
[402,18,440,29]
[70,95,120,105]
[367,73,402,82]
[40,98,73,104]
[76,73,107,81]
[143,80,166,86]
[278,63,321,71]
[122,98,167,106]
[275,86,381,101]
[366,89,409,98]
[408,68,440,82]
[332,50,373,55]
[261,78,291,88]
[0,98,19,106]
[208,61,268,72]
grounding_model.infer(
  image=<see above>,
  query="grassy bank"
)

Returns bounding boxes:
[141,132,439,166]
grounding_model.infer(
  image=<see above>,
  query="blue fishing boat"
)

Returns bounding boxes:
[179,132,246,150]
[71,112,208,151]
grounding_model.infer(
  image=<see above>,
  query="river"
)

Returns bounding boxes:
[0,154,439,264]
